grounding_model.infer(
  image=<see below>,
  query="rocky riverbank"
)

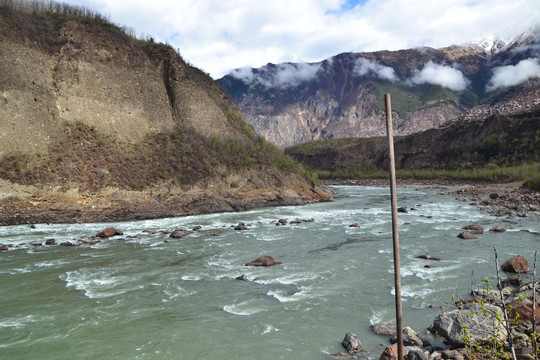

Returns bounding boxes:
[323,179,540,218]
[333,255,540,360]
[0,179,331,226]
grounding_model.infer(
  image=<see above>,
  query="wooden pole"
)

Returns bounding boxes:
[384,93,404,360]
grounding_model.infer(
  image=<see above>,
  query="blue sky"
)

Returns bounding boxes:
[60,0,540,79]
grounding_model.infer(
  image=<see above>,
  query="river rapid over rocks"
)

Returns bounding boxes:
[1,185,539,359]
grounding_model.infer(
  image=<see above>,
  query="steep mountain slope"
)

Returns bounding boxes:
[286,109,540,174]
[218,30,540,148]
[0,3,329,225]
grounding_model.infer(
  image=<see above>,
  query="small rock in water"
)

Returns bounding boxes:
[60,241,75,246]
[45,239,56,245]
[341,332,362,353]
[0,245,9,251]
[245,255,282,267]
[192,226,202,231]
[96,227,123,238]
[349,223,360,228]
[489,225,506,232]
[235,274,248,281]
[397,207,408,213]
[462,224,483,234]
[170,230,187,238]
[457,232,477,239]
[234,223,249,231]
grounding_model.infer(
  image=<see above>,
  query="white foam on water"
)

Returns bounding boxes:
[369,308,387,325]
[181,275,202,281]
[223,300,265,316]
[266,286,311,303]
[8,267,32,274]
[62,269,133,298]
[0,314,38,329]
[261,323,279,335]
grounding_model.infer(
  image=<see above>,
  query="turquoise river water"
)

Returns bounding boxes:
[1,186,539,359]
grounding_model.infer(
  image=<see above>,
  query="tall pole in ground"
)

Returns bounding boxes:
[384,93,404,360]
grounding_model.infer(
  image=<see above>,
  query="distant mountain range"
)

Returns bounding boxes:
[218,29,540,148]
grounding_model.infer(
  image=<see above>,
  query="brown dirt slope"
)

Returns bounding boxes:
[0,3,330,225]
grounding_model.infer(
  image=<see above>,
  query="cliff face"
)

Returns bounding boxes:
[218,32,540,148]
[0,4,330,225]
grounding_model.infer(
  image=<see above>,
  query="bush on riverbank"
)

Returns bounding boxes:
[316,162,540,190]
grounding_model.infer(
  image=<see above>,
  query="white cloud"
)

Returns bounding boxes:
[354,58,396,81]
[230,62,322,89]
[409,61,469,91]
[60,0,540,78]
[486,58,540,91]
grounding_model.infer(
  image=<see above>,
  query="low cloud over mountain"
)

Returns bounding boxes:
[408,61,469,92]
[230,62,322,89]
[353,58,397,81]
[487,58,540,91]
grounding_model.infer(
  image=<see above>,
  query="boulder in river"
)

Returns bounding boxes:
[489,225,506,232]
[349,223,360,228]
[234,223,249,231]
[501,255,530,273]
[60,241,75,246]
[457,232,477,239]
[0,245,8,251]
[341,332,362,353]
[96,227,123,238]
[169,230,187,239]
[397,207,408,213]
[245,255,282,267]
[45,239,56,245]
[462,225,483,234]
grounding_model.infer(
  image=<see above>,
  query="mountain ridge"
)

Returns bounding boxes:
[218,29,540,148]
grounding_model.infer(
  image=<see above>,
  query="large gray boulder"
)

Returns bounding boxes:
[431,304,507,347]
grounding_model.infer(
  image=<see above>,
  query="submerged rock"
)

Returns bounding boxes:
[245,255,282,267]
[416,255,441,261]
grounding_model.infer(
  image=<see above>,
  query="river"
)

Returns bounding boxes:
[1,186,539,359]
